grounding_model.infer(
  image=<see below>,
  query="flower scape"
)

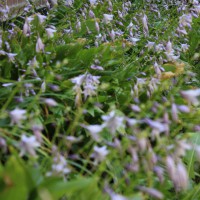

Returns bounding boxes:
[0,0,200,199]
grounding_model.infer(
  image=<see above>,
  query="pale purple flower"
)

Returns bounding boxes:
[89,10,95,18]
[90,64,104,71]
[180,89,200,105]
[144,118,168,138]
[102,111,124,134]
[32,124,43,143]
[89,0,97,6]
[103,14,114,24]
[46,26,57,38]
[129,37,140,45]
[154,166,164,183]
[171,103,179,122]
[110,193,127,200]
[6,53,17,62]
[145,41,155,50]
[37,14,47,24]
[43,98,58,107]
[71,74,86,86]
[82,124,104,141]
[36,36,45,53]
[47,154,71,177]
[20,134,40,156]
[181,44,189,52]
[23,19,31,36]
[179,14,192,28]
[137,186,163,199]
[65,0,74,6]
[127,21,134,30]
[110,29,115,41]
[76,20,81,32]
[91,146,109,165]
[10,108,27,125]
[166,156,176,182]
[95,21,100,33]
[142,13,149,36]
[174,162,189,191]
[177,105,190,113]
[155,43,164,53]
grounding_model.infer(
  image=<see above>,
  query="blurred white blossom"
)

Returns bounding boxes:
[10,108,27,125]
[91,146,109,165]
[20,134,40,157]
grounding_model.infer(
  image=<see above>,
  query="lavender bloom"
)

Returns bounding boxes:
[43,98,58,107]
[91,146,109,165]
[10,108,27,125]
[36,36,45,53]
[46,26,57,38]
[47,154,71,177]
[37,14,47,24]
[102,111,124,134]
[142,13,149,36]
[65,0,74,6]
[174,162,189,191]
[144,118,168,138]
[20,134,40,157]
[103,14,114,24]
[137,186,163,199]
[180,89,200,105]
[82,124,105,141]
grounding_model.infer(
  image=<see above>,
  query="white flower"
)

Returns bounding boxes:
[82,124,104,141]
[166,156,176,182]
[179,14,192,28]
[103,14,114,24]
[142,13,149,36]
[36,36,45,53]
[129,37,140,45]
[166,40,173,54]
[23,19,31,36]
[181,44,189,52]
[109,29,115,41]
[102,111,124,134]
[71,73,101,101]
[46,26,57,38]
[174,162,189,191]
[89,0,97,6]
[71,74,86,86]
[20,134,40,156]
[43,98,58,107]
[180,89,200,105]
[83,84,98,99]
[144,118,168,138]
[47,154,71,177]
[37,14,47,24]
[90,64,104,71]
[91,146,109,165]
[127,21,134,30]
[65,0,74,6]
[137,186,163,199]
[10,108,26,125]
[110,193,127,200]
[89,10,95,18]
[145,41,155,50]
[6,53,17,62]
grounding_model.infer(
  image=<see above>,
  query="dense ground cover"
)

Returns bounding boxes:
[0,0,200,199]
